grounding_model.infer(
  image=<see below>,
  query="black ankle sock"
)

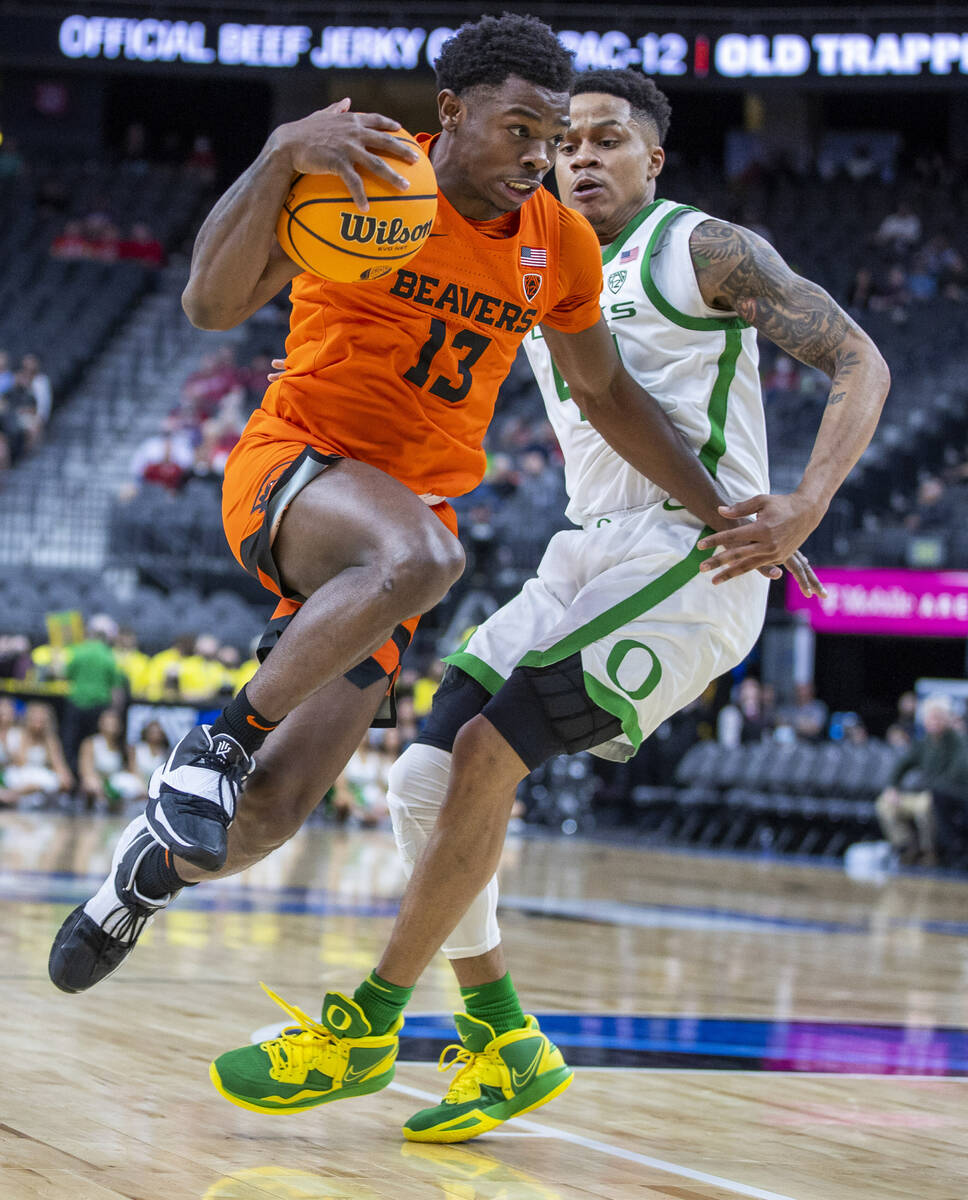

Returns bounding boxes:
[137,843,194,899]
[211,684,281,756]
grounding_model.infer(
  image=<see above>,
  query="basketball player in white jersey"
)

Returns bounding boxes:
[204,71,888,1136]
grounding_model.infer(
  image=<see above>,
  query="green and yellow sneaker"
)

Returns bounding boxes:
[402,1012,573,1143]
[209,983,401,1115]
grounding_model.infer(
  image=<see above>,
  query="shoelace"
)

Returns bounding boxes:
[436,1043,485,1103]
[258,983,340,1082]
[102,901,155,945]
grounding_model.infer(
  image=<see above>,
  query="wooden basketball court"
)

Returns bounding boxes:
[1,810,965,1199]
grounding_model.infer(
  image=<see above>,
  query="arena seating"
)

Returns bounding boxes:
[628,738,906,860]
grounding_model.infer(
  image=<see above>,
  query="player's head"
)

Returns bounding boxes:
[433,14,574,218]
[557,69,671,243]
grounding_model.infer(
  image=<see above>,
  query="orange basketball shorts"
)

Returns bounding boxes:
[222,430,459,695]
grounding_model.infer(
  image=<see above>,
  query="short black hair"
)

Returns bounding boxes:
[571,69,672,143]
[434,13,574,96]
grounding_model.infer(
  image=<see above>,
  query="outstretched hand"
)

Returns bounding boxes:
[698,493,824,585]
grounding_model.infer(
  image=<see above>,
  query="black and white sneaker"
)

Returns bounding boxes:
[145,725,253,871]
[48,815,179,993]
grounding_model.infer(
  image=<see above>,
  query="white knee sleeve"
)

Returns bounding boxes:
[386,742,501,959]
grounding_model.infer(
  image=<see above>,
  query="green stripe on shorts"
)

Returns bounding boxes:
[517,529,714,671]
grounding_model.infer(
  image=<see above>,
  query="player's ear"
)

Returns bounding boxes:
[437,89,465,133]
[648,145,666,181]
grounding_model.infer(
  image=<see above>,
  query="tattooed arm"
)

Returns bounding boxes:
[687,219,890,583]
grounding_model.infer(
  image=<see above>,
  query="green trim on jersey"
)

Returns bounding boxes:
[442,650,505,696]
[600,200,664,265]
[698,327,743,477]
[640,205,748,332]
[516,529,714,670]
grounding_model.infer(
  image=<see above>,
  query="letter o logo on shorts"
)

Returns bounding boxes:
[605,639,662,701]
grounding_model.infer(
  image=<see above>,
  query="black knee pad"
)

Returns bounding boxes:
[482,653,622,771]
[417,665,493,753]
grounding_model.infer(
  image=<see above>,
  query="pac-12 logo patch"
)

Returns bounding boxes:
[607,270,627,293]
[522,273,543,302]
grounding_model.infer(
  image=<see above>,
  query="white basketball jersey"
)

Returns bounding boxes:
[524,199,770,527]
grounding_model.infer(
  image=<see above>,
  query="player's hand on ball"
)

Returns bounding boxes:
[697,492,823,585]
[272,99,420,211]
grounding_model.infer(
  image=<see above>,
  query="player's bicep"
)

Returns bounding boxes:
[690,218,858,377]
[541,317,619,397]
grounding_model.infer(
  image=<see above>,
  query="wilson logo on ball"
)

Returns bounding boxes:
[339,214,435,247]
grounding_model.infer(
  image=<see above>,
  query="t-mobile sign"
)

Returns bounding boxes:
[786,567,968,637]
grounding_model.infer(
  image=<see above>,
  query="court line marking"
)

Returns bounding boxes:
[388,1080,800,1200]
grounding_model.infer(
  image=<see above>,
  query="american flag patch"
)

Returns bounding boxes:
[520,246,547,267]
[620,246,639,264]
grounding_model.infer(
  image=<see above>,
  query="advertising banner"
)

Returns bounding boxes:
[2,12,968,84]
[786,567,968,638]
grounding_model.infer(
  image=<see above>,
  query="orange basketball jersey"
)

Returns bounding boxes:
[243,133,603,499]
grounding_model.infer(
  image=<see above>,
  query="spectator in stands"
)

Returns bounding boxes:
[906,250,939,302]
[0,701,73,806]
[51,219,93,260]
[717,676,773,746]
[515,445,564,514]
[763,354,799,394]
[894,691,918,741]
[113,627,151,699]
[840,713,869,746]
[337,729,398,828]
[144,633,196,700]
[778,681,828,742]
[181,348,241,419]
[869,265,911,321]
[847,266,874,311]
[875,201,921,252]
[0,388,24,467]
[131,720,170,794]
[0,697,21,805]
[876,696,968,866]
[141,435,189,492]
[192,415,242,482]
[178,634,228,703]
[77,709,142,813]
[61,615,126,770]
[20,354,52,425]
[0,635,30,681]
[3,369,43,455]
[885,722,912,751]
[904,475,955,532]
[83,215,122,262]
[119,223,165,269]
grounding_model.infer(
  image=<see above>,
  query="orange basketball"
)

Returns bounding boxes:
[276,129,437,283]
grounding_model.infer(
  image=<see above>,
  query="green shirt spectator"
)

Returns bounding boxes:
[66,638,124,710]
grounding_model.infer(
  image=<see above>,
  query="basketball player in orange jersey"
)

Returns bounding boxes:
[50,18,815,993]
